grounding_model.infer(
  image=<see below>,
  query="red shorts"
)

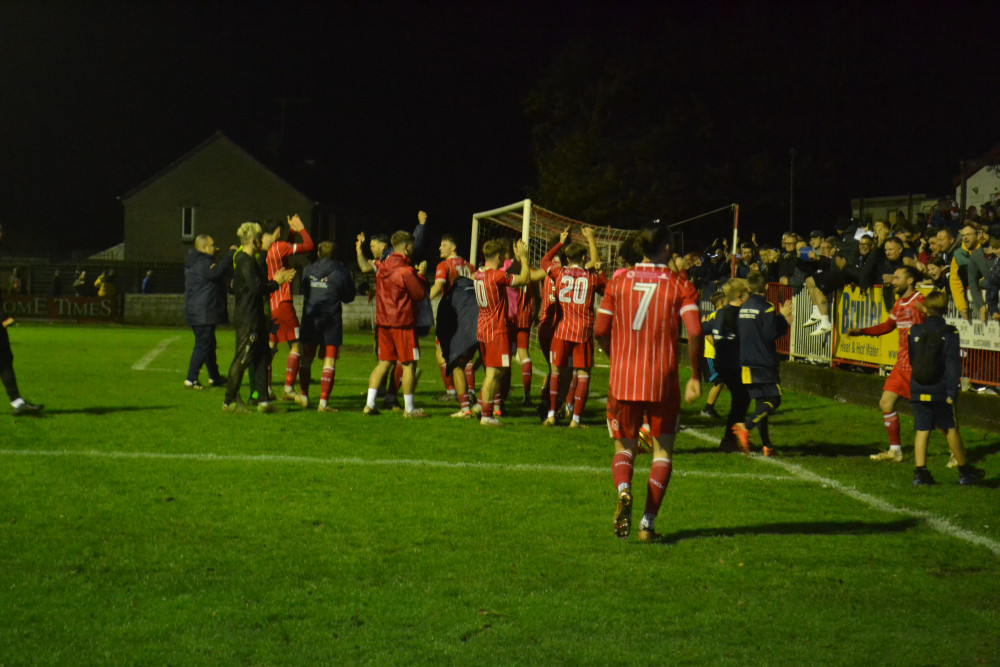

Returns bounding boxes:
[549,337,593,370]
[270,301,300,343]
[606,392,680,440]
[377,327,420,363]
[883,365,911,400]
[479,334,511,369]
[514,327,531,350]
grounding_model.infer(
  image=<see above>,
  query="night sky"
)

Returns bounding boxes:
[2,1,999,258]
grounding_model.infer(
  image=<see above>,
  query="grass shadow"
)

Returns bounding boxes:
[655,518,922,545]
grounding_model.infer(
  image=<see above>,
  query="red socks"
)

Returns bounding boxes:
[285,352,300,389]
[320,367,335,401]
[572,372,590,419]
[612,450,635,490]
[521,358,532,397]
[883,411,900,447]
[644,458,673,517]
[464,361,476,394]
[439,363,455,392]
[548,367,561,412]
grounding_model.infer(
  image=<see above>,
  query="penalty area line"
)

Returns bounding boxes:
[683,426,1000,557]
[132,336,181,371]
[0,448,796,483]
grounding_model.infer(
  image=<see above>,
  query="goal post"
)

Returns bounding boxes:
[469,199,635,272]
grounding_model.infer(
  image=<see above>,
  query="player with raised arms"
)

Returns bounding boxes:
[543,226,606,428]
[473,239,531,426]
[429,233,474,404]
[265,214,314,402]
[595,225,704,541]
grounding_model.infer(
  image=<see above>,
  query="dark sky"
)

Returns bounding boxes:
[1,1,999,257]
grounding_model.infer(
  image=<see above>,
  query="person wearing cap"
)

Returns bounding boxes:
[0,225,43,416]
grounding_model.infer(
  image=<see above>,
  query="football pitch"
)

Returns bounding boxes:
[2,324,998,665]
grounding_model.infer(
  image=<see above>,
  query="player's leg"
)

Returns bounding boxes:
[435,340,456,400]
[224,326,255,409]
[569,367,591,428]
[205,325,223,385]
[185,324,210,388]
[250,334,276,413]
[298,342,317,405]
[480,366,501,423]
[637,398,679,541]
[721,373,750,452]
[544,340,566,425]
[911,429,935,485]
[450,354,473,417]
[0,327,40,414]
[516,327,532,405]
[317,346,338,412]
[283,338,302,399]
[872,384,904,462]
[750,392,782,456]
[608,396,639,539]
[366,360,393,413]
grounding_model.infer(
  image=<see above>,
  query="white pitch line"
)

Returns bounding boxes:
[683,426,1000,557]
[131,337,181,371]
[0,448,796,483]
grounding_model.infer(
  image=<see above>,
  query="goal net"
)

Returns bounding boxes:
[469,199,633,276]
[469,199,635,354]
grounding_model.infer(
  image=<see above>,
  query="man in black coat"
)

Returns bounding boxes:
[223,222,295,413]
[183,234,235,389]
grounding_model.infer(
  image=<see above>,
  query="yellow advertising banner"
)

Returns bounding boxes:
[834,285,897,366]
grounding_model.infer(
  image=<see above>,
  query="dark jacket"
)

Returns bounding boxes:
[738,292,789,384]
[908,315,960,403]
[984,254,1000,317]
[302,257,356,346]
[231,251,279,334]
[708,304,741,374]
[184,248,234,326]
[436,276,480,373]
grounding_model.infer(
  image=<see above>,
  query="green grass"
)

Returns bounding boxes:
[1,324,999,665]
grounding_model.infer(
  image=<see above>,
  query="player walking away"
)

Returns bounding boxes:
[0,225,43,416]
[543,232,607,428]
[700,290,728,419]
[363,230,429,418]
[429,233,474,403]
[224,222,295,414]
[265,214,314,402]
[298,241,355,412]
[708,279,752,452]
[731,271,793,456]
[473,239,531,425]
[595,225,704,541]
[847,266,925,462]
[908,290,985,486]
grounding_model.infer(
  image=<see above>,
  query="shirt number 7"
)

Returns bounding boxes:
[631,282,657,330]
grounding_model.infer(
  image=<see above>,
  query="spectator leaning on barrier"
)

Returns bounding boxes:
[950,224,982,320]
[777,233,801,287]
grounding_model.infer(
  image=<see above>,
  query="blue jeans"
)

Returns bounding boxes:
[186,325,221,383]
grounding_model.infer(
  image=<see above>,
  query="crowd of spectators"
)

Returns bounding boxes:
[683,200,1000,326]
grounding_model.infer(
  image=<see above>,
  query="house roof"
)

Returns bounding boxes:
[953,143,1000,188]
[119,131,315,204]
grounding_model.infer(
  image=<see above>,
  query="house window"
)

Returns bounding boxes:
[181,207,196,240]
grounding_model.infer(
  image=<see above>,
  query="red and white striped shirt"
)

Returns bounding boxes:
[596,263,700,402]
[548,265,606,343]
[266,231,314,311]
[434,256,473,295]
[890,292,925,372]
[474,267,514,343]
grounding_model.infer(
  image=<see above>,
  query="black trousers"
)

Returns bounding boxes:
[0,325,19,402]
[186,324,221,383]
[225,323,271,404]
[719,370,750,441]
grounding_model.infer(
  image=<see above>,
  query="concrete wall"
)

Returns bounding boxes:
[124,294,379,331]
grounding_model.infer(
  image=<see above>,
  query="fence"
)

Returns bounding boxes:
[703,282,1000,388]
